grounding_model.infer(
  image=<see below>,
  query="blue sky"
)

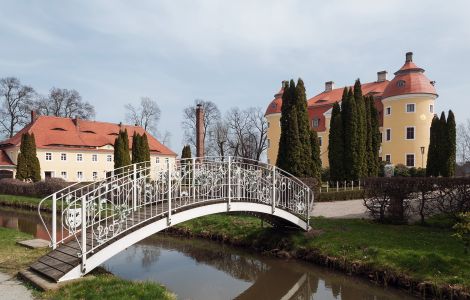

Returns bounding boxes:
[1,0,469,152]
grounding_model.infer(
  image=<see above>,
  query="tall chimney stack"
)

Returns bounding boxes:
[30,110,37,124]
[406,51,413,62]
[196,104,205,160]
[325,81,334,92]
[377,71,388,82]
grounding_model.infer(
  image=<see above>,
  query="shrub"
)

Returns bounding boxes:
[393,164,410,177]
[363,177,470,223]
[453,212,470,254]
[317,189,364,202]
[321,167,330,183]
[0,178,71,198]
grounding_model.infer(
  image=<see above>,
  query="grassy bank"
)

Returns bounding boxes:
[0,226,175,299]
[0,194,51,211]
[171,214,469,298]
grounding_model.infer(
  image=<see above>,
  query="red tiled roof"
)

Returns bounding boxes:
[0,116,176,156]
[0,150,14,166]
[265,87,283,115]
[307,80,389,107]
[382,59,437,99]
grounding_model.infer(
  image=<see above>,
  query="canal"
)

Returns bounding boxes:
[0,207,416,300]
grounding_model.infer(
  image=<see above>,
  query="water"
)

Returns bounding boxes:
[1,207,416,300]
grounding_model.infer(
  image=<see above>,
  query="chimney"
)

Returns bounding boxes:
[196,104,205,160]
[377,71,387,82]
[30,110,37,124]
[406,51,413,62]
[325,81,334,92]
[73,116,80,129]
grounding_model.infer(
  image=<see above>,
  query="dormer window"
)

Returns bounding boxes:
[312,118,320,128]
[51,127,66,131]
[81,130,96,134]
[397,80,406,87]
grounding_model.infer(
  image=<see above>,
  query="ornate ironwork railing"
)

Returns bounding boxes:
[38,157,314,271]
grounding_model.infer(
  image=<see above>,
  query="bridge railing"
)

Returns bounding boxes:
[38,156,314,272]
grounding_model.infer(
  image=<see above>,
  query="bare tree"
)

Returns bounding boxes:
[207,120,230,157]
[457,119,470,164]
[125,97,161,135]
[34,87,95,119]
[181,99,221,151]
[225,107,268,160]
[0,77,36,138]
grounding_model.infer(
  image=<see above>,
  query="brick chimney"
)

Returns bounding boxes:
[73,116,80,129]
[196,104,205,159]
[325,81,334,92]
[377,71,388,82]
[30,110,37,124]
[406,51,413,62]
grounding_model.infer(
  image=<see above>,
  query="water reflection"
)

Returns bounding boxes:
[0,207,52,240]
[105,235,415,300]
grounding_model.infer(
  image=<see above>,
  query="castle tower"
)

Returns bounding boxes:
[264,82,285,165]
[380,52,438,168]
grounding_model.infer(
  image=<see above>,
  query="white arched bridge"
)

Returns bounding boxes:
[31,157,314,283]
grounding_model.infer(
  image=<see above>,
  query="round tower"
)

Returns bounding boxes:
[264,82,285,165]
[381,52,438,169]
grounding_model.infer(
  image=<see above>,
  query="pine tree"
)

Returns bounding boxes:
[328,102,344,181]
[445,110,456,177]
[114,133,123,170]
[114,129,132,171]
[181,145,192,160]
[141,134,150,162]
[294,78,315,177]
[353,79,367,178]
[121,129,131,167]
[369,96,381,177]
[342,88,359,180]
[426,115,440,176]
[131,132,141,164]
[16,133,41,182]
[438,112,448,176]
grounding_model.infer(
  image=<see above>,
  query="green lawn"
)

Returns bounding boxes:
[177,214,470,290]
[0,194,50,210]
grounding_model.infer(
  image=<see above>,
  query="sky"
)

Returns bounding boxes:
[1,0,469,153]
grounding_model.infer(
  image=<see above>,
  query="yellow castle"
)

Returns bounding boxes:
[265,52,438,169]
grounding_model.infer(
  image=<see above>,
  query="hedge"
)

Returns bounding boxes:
[0,178,72,198]
[317,189,364,202]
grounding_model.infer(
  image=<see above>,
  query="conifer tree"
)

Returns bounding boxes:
[181,145,192,160]
[426,115,440,176]
[353,79,367,178]
[16,133,41,182]
[438,112,448,176]
[310,130,322,183]
[328,102,344,181]
[131,132,142,164]
[114,133,123,170]
[341,88,359,180]
[294,78,315,177]
[114,129,132,171]
[445,110,456,177]
[142,134,150,162]
[368,96,381,176]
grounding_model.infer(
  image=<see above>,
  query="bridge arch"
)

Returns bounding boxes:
[34,157,314,282]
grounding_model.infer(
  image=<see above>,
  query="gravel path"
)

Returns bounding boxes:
[0,272,33,300]
[311,199,369,219]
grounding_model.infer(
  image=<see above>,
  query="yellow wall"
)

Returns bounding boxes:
[381,94,436,168]
[266,113,281,165]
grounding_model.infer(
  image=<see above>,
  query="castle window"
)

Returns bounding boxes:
[92,172,98,180]
[107,155,113,162]
[429,104,434,113]
[61,171,67,179]
[385,107,391,115]
[267,122,270,128]
[406,127,415,140]
[45,152,52,161]
[318,136,322,147]
[385,154,391,163]
[61,153,67,161]
[156,157,160,164]
[406,103,415,113]
[385,129,391,141]
[77,153,83,162]
[92,154,98,162]
[267,139,270,148]
[406,154,415,167]
[397,80,406,87]
[312,118,320,128]
[77,171,83,181]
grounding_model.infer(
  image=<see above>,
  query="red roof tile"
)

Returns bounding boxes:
[0,150,14,166]
[0,116,176,156]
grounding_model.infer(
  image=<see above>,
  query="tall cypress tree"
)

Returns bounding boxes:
[353,79,367,178]
[131,132,141,164]
[426,115,440,176]
[438,112,448,176]
[364,96,373,176]
[16,133,41,182]
[445,110,456,177]
[342,88,359,180]
[369,96,381,177]
[114,129,132,170]
[114,133,123,169]
[294,78,315,177]
[328,102,344,181]
[310,130,322,183]
[142,134,151,162]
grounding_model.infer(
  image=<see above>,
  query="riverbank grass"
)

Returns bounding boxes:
[176,215,470,290]
[0,194,49,210]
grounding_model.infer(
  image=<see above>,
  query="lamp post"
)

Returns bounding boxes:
[420,146,425,168]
